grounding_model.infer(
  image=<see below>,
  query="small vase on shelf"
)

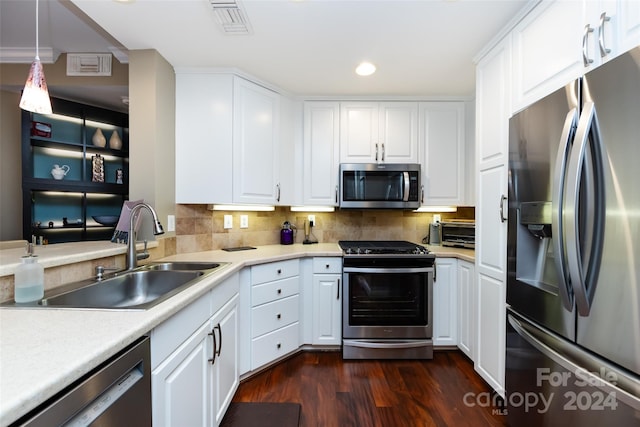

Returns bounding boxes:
[92,128,106,147]
[109,130,122,150]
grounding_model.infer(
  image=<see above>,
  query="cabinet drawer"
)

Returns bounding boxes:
[312,257,342,274]
[251,322,300,370]
[251,295,299,338]
[251,259,299,285]
[252,276,299,307]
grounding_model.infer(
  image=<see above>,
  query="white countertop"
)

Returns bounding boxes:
[0,242,473,426]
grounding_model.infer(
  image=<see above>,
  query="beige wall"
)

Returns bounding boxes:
[0,90,23,240]
[174,205,475,253]
[128,50,176,242]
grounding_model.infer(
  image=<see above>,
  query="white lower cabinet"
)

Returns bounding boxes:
[433,258,457,347]
[249,259,301,370]
[457,260,475,360]
[151,274,239,427]
[311,257,342,345]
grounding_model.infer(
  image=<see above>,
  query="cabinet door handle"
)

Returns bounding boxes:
[421,185,425,204]
[598,12,611,57]
[375,143,379,162]
[582,24,595,66]
[499,194,508,223]
[335,185,338,203]
[276,183,281,202]
[215,323,222,357]
[337,278,340,300]
[208,327,218,365]
[381,143,385,162]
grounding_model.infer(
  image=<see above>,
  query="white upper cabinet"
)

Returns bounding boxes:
[511,0,585,111]
[303,102,340,206]
[233,77,281,205]
[175,73,282,205]
[340,102,418,164]
[175,73,234,204]
[418,102,466,206]
[512,0,640,112]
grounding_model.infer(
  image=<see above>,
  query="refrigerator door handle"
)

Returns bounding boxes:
[508,312,640,410]
[564,102,606,316]
[552,108,579,311]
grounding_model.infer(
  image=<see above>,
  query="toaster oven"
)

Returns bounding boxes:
[440,221,475,249]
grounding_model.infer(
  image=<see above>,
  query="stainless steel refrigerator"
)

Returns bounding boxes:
[506,46,640,425]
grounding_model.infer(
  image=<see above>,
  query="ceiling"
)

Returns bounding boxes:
[2,0,529,110]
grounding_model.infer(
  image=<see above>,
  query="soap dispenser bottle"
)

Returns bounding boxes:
[14,243,44,303]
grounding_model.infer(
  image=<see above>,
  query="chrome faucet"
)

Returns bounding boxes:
[126,203,165,270]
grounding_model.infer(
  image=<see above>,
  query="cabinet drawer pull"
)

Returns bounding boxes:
[277,313,282,319]
[277,269,282,274]
[277,288,282,294]
[325,264,330,269]
[277,343,282,349]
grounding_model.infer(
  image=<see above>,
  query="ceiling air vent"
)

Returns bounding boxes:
[209,0,253,35]
[66,54,112,76]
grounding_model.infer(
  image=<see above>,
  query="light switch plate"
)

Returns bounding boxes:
[223,215,233,229]
[240,215,249,228]
[433,214,441,223]
[308,215,316,226]
[167,215,176,232]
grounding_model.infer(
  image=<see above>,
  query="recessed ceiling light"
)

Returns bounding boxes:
[355,62,376,76]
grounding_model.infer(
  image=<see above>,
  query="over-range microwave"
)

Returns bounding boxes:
[339,163,421,209]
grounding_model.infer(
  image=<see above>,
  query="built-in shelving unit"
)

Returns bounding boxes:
[21,97,129,243]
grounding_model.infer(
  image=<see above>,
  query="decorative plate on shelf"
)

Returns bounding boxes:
[92,215,119,226]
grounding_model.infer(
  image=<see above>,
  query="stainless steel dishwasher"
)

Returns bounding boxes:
[15,336,151,426]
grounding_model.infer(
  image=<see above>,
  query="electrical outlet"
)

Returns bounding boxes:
[167,215,176,232]
[433,214,441,223]
[308,215,316,227]
[240,215,249,229]
[223,215,233,229]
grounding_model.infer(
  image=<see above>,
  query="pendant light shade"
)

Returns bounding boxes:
[19,0,52,114]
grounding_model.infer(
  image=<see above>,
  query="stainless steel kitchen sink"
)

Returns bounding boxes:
[1,262,229,310]
[144,262,222,271]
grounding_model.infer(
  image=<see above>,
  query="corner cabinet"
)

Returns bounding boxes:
[303,102,340,206]
[175,72,283,205]
[151,273,239,427]
[340,102,419,164]
[418,102,466,206]
[21,97,128,243]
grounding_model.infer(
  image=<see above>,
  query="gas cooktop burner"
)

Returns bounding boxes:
[339,240,431,255]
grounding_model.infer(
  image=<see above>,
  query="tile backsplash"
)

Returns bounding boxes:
[174,204,474,254]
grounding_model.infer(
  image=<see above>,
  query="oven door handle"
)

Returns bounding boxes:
[343,339,432,349]
[343,267,433,274]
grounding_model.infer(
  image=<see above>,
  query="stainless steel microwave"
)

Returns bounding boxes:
[339,163,421,209]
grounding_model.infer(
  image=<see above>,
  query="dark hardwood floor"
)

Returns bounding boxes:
[232,350,507,427]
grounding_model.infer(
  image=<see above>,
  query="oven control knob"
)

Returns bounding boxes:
[364,249,372,254]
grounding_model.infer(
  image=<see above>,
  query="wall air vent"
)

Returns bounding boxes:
[209,0,253,35]
[66,54,112,76]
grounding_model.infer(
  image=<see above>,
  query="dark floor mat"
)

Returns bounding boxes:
[221,402,301,427]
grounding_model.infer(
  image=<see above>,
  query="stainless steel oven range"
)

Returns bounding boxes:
[339,240,435,359]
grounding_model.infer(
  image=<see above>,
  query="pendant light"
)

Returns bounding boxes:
[19,0,52,114]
